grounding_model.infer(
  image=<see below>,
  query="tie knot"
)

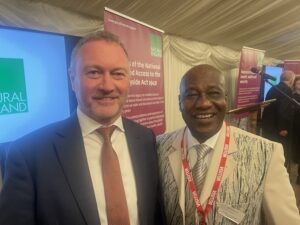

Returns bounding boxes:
[196,144,211,159]
[97,125,116,141]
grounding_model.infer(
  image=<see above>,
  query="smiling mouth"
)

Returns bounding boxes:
[93,96,118,103]
[94,95,117,100]
[195,113,214,119]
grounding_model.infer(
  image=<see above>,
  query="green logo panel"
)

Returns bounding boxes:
[150,33,162,57]
[0,58,28,115]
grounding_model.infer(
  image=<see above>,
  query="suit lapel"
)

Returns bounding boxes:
[122,118,150,224]
[53,113,100,225]
[168,129,186,216]
[158,129,185,225]
[200,123,237,204]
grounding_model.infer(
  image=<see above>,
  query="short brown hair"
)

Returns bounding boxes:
[69,30,128,71]
[280,70,295,82]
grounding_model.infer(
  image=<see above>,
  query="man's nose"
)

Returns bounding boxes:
[99,72,114,91]
[194,94,212,108]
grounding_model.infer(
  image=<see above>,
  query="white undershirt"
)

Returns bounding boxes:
[77,108,139,225]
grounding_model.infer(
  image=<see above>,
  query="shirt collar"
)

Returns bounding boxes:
[77,107,125,137]
[187,125,222,150]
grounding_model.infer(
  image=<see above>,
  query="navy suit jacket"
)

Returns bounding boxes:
[0,113,161,225]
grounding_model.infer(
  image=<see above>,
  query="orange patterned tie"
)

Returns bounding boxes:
[98,126,130,225]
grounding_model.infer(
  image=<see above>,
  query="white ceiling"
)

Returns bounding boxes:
[12,0,300,60]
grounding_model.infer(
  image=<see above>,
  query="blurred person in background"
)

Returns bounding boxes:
[291,76,300,185]
[262,70,295,165]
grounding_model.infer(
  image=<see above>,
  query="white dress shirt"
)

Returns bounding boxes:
[77,108,139,225]
[185,126,221,223]
[186,127,221,169]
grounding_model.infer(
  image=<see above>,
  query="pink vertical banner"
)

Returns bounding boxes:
[284,60,300,76]
[235,47,265,118]
[104,8,165,135]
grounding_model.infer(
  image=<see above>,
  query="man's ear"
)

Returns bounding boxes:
[225,92,228,103]
[178,95,183,112]
[224,92,228,107]
[68,68,75,91]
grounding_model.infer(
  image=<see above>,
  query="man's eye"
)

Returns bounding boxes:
[208,91,221,96]
[207,91,224,98]
[113,72,124,76]
[112,71,127,79]
[187,93,198,97]
[184,93,199,99]
[86,70,100,78]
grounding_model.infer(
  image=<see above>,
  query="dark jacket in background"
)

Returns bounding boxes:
[262,82,294,160]
[291,92,300,163]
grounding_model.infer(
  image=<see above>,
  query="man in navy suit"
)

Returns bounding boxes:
[0,31,162,225]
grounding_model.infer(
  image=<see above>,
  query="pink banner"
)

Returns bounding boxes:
[284,60,300,76]
[104,9,165,135]
[235,47,265,118]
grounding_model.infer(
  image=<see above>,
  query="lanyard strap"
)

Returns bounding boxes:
[181,123,230,224]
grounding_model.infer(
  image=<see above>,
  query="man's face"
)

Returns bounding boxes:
[295,79,300,92]
[179,66,227,142]
[289,76,296,88]
[70,40,130,125]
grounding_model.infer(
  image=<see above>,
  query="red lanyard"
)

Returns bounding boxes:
[181,123,230,225]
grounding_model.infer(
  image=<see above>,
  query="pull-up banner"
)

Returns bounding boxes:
[235,46,265,118]
[104,8,165,135]
[284,60,300,76]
